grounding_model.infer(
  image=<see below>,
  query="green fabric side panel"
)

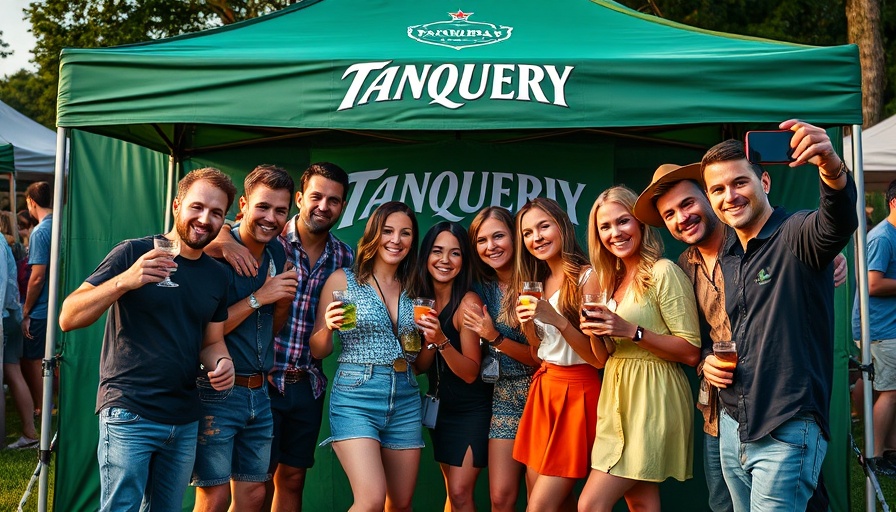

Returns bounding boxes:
[0,143,13,174]
[55,130,168,512]
[57,0,861,132]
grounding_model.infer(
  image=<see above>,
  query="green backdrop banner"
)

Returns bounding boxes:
[56,130,850,511]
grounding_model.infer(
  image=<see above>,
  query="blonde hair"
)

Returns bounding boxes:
[587,186,663,302]
[514,198,589,328]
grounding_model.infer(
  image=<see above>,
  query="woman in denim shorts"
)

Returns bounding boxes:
[310,201,422,511]
[463,207,538,511]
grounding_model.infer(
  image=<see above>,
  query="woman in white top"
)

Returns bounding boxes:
[510,198,602,511]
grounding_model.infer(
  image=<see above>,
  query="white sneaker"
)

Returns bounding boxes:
[6,436,39,450]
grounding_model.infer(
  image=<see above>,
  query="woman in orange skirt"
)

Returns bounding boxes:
[511,198,603,511]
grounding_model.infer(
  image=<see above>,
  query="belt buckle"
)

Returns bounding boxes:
[392,358,408,373]
[284,369,307,384]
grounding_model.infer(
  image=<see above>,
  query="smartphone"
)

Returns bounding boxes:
[745,130,795,164]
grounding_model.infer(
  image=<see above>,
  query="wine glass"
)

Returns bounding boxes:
[154,236,180,288]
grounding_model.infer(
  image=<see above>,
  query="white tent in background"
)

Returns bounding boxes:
[0,99,55,181]
[845,114,896,192]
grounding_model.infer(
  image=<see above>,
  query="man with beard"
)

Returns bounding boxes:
[210,162,353,511]
[192,165,299,511]
[634,161,845,512]
[59,168,237,512]
[700,120,857,512]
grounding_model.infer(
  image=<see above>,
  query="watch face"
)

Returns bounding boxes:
[249,294,261,309]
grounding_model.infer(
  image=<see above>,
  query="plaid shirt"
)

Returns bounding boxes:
[272,215,354,397]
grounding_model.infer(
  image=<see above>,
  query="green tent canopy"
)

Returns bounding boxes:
[57,0,861,150]
[50,0,864,511]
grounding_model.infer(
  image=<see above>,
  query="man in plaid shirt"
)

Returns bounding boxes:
[211,162,353,511]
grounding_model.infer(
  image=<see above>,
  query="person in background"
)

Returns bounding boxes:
[310,201,422,512]
[208,162,354,512]
[851,178,896,474]
[15,210,33,302]
[412,221,491,512]
[21,182,52,419]
[192,165,298,512]
[17,209,35,254]
[578,186,700,512]
[1,210,32,449]
[58,168,237,511]
[511,198,601,512]
[701,121,857,511]
[463,206,538,512]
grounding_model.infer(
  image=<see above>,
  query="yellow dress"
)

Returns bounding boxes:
[591,259,700,482]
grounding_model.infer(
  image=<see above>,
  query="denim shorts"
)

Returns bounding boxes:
[23,317,46,360]
[2,316,23,364]
[191,378,273,486]
[322,363,424,450]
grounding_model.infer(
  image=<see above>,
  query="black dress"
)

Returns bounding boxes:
[427,305,494,467]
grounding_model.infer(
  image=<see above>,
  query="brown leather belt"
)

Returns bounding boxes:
[392,358,408,373]
[233,373,265,389]
[283,369,308,384]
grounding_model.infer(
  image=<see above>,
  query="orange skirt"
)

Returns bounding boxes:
[512,362,601,479]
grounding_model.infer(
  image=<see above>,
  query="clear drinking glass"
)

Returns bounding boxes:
[332,290,356,331]
[520,282,544,305]
[154,236,180,288]
[581,292,608,319]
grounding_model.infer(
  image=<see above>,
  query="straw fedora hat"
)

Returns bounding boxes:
[633,163,702,227]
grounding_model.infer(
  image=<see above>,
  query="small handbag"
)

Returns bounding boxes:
[421,394,440,429]
[480,349,500,384]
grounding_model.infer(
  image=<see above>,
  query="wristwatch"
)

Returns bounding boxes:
[632,325,644,343]
[247,293,261,310]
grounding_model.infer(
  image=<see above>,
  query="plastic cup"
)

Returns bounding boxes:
[713,341,737,369]
[414,298,436,321]
[581,292,608,319]
[332,290,356,331]
[401,330,422,354]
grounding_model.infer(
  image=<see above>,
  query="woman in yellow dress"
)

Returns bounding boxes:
[577,186,701,512]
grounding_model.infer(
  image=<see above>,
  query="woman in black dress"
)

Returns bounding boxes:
[412,221,492,512]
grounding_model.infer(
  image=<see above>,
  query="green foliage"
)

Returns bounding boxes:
[0,0,293,128]
[0,31,11,59]
[619,0,893,120]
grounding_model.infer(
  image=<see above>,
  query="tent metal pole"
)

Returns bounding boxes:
[38,127,68,512]
[10,173,16,217]
[164,155,175,231]
[849,124,875,512]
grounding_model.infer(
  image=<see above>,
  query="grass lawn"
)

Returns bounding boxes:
[850,418,896,512]
[2,392,54,512]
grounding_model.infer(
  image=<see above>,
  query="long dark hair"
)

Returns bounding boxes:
[411,222,473,318]
[353,201,419,287]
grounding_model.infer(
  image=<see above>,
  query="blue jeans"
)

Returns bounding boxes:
[98,406,198,512]
[191,380,273,486]
[704,431,734,512]
[719,409,826,512]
